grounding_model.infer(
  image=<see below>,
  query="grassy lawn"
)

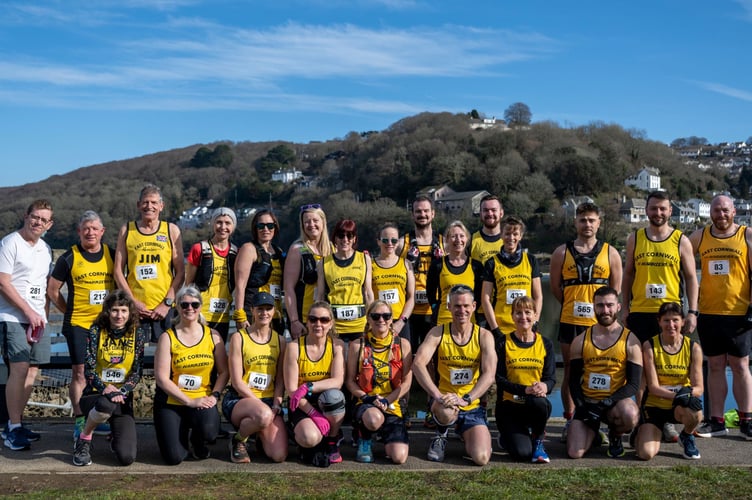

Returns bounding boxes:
[5,466,750,499]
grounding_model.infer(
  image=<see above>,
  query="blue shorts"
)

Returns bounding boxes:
[456,406,488,435]
[355,404,409,444]
[221,388,273,423]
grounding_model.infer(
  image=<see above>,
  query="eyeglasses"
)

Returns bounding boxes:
[307,315,332,324]
[180,302,201,310]
[369,312,392,321]
[450,284,473,293]
[256,222,275,230]
[28,214,52,225]
[300,203,322,212]
[336,232,355,240]
[380,238,399,245]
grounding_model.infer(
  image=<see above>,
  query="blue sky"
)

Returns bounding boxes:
[1,0,751,187]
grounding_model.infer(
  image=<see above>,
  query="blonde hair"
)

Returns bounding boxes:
[298,207,332,257]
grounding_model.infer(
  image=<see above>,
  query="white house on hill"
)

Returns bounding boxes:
[624,167,661,191]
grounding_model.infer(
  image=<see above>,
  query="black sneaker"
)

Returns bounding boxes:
[606,433,625,458]
[740,420,752,441]
[73,438,92,466]
[679,431,701,459]
[695,420,728,438]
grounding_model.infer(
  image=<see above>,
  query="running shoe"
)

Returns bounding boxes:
[327,440,342,464]
[424,411,437,429]
[679,431,701,459]
[73,438,92,466]
[531,438,550,463]
[3,427,31,451]
[73,416,85,442]
[191,442,211,460]
[93,422,111,436]
[606,433,625,458]
[695,420,728,438]
[356,438,374,463]
[662,422,679,443]
[3,424,41,442]
[427,433,447,462]
[230,436,250,464]
[740,420,752,441]
[560,420,570,443]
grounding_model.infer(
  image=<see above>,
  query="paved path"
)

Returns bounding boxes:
[2,418,751,474]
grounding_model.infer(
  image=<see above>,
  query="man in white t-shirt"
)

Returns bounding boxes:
[0,200,54,451]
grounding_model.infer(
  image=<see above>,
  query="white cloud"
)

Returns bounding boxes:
[696,81,752,102]
[735,0,752,20]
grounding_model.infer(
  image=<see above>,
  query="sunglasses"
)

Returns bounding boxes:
[256,222,276,230]
[300,203,322,212]
[307,315,332,324]
[336,232,355,240]
[450,284,473,293]
[380,237,399,245]
[180,301,201,310]
[369,312,392,321]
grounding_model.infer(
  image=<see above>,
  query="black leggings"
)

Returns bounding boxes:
[496,397,552,461]
[153,389,220,465]
[80,393,138,466]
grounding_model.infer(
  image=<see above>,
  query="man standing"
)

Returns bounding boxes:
[470,194,504,327]
[48,210,115,440]
[114,184,184,342]
[567,286,642,459]
[621,190,698,442]
[550,202,622,438]
[0,200,54,450]
[689,195,752,438]
[398,195,444,349]
[412,284,496,465]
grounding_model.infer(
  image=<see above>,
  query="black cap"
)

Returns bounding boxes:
[251,292,276,308]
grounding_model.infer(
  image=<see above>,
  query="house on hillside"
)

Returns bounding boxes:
[417,185,455,203]
[686,198,711,220]
[435,190,490,217]
[469,117,508,131]
[272,169,302,184]
[624,167,661,192]
[561,196,596,219]
[670,202,696,224]
[620,198,647,223]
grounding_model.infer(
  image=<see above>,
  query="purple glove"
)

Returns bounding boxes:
[306,407,331,436]
[289,384,309,412]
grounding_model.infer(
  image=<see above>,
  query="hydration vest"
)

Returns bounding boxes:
[195,240,238,292]
[356,336,403,394]
[562,240,609,287]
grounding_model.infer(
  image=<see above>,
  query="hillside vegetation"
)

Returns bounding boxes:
[0,112,729,254]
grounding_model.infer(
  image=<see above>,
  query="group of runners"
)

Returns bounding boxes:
[0,185,750,467]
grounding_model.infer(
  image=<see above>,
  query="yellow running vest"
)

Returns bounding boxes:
[239,329,281,399]
[323,251,368,335]
[371,258,409,319]
[297,335,334,385]
[581,327,630,400]
[125,221,173,309]
[698,225,750,315]
[200,244,233,325]
[488,253,534,333]
[259,255,284,319]
[630,228,683,313]
[645,335,693,410]
[434,258,476,326]
[502,333,547,403]
[400,233,444,316]
[166,325,216,405]
[436,323,482,410]
[95,329,138,390]
[470,230,503,267]
[69,244,115,329]
[559,241,612,326]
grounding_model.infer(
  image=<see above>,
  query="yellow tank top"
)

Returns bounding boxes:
[435,257,476,326]
[502,333,547,403]
[125,221,173,309]
[239,329,281,399]
[371,258,409,319]
[630,228,683,313]
[259,255,284,319]
[70,244,115,329]
[436,323,481,410]
[581,327,630,400]
[489,253,534,333]
[297,335,334,385]
[698,225,750,315]
[298,243,323,319]
[95,329,138,390]
[559,241,612,326]
[201,245,233,325]
[400,233,443,315]
[166,325,216,405]
[645,335,693,410]
[323,251,367,334]
[470,230,503,267]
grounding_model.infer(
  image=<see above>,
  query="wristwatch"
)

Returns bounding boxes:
[163,297,174,307]
[462,394,472,404]
[211,391,221,399]
[687,309,699,317]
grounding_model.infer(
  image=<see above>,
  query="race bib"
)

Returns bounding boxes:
[26,284,43,302]
[587,372,611,391]
[415,289,428,304]
[505,289,526,304]
[248,372,270,390]
[662,385,682,393]
[89,290,108,305]
[645,283,666,299]
[208,298,228,313]
[335,306,360,320]
[135,264,158,281]
[102,367,126,383]
[573,301,594,318]
[178,374,203,391]
[708,260,729,276]
[378,288,399,304]
[269,284,282,300]
[450,368,473,386]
